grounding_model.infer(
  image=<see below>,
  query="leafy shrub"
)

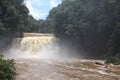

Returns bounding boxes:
[106,54,120,65]
[0,55,16,80]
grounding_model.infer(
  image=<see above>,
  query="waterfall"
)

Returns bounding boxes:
[3,33,83,59]
[3,33,61,59]
[18,35,55,52]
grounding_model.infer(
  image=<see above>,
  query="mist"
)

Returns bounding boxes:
[3,35,83,59]
[0,31,14,53]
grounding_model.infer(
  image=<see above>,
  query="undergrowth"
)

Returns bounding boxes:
[0,55,16,80]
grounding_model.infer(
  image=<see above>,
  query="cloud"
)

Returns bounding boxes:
[50,0,60,7]
[25,0,61,20]
[25,0,43,20]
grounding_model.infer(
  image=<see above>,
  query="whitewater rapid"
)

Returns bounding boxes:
[3,33,120,80]
[15,59,120,80]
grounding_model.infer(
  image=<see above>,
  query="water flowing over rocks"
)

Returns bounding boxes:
[15,59,120,80]
[3,33,120,80]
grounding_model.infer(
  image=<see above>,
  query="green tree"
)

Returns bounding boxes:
[0,0,29,51]
[48,0,120,59]
[0,0,29,33]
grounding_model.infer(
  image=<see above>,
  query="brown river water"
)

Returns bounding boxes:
[15,59,120,80]
[3,33,120,80]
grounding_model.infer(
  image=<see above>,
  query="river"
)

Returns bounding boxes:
[15,59,120,80]
[3,33,120,80]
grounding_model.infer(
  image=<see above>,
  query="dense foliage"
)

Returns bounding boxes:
[23,16,52,33]
[0,0,29,79]
[0,0,29,52]
[0,0,29,33]
[0,55,16,80]
[47,0,120,62]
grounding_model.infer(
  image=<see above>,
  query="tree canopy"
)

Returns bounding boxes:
[0,0,29,33]
[47,0,120,59]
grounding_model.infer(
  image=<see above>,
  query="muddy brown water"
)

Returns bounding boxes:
[15,59,120,80]
[3,33,120,80]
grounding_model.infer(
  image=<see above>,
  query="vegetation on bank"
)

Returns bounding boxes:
[0,0,27,79]
[106,54,120,65]
[0,55,16,80]
[47,0,120,64]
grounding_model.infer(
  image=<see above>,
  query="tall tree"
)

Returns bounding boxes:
[0,0,29,33]
[0,0,29,51]
[48,0,120,58]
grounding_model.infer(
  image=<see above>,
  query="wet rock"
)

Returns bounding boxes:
[95,62,104,65]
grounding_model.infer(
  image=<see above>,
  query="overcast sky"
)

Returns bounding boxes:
[25,0,61,20]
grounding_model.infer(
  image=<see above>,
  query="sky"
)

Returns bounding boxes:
[25,0,61,20]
